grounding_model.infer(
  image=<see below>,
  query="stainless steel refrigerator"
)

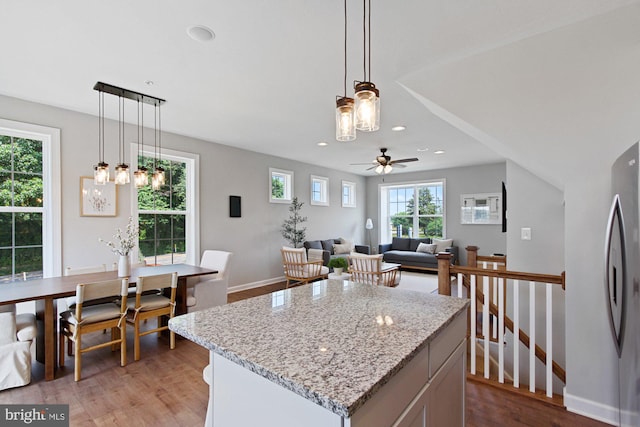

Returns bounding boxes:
[605,142,640,426]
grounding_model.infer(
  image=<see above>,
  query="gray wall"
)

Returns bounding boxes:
[0,94,367,289]
[365,162,507,265]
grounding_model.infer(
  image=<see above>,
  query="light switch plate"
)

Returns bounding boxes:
[521,227,532,240]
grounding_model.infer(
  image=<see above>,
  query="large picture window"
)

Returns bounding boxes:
[132,146,199,266]
[0,119,61,283]
[380,181,445,242]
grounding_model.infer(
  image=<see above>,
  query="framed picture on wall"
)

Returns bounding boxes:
[80,176,117,217]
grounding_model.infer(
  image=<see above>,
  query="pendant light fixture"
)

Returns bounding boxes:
[354,0,380,132]
[151,102,165,190]
[133,99,148,188]
[94,90,110,185]
[335,0,356,142]
[114,96,130,185]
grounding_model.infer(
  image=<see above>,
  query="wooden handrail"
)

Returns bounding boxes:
[451,265,565,287]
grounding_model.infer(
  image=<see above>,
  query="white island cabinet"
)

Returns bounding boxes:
[169,279,469,427]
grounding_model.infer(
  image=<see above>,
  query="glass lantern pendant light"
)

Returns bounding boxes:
[354,0,380,132]
[335,0,356,142]
[94,91,109,185]
[134,99,148,188]
[151,103,165,190]
[114,96,130,185]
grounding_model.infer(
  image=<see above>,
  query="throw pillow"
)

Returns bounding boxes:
[433,238,453,253]
[321,239,335,254]
[339,237,355,252]
[416,242,437,254]
[333,243,351,254]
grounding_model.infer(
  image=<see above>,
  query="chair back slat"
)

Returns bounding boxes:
[76,278,128,305]
[136,272,178,294]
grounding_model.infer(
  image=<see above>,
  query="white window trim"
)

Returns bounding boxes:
[310,175,329,206]
[0,119,61,278]
[378,179,446,243]
[342,180,356,208]
[129,144,200,266]
[269,167,293,204]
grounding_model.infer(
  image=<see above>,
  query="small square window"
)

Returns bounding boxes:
[342,181,356,208]
[270,168,293,203]
[310,175,329,206]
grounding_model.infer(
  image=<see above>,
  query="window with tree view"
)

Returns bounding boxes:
[0,135,44,283]
[137,155,187,265]
[381,181,444,241]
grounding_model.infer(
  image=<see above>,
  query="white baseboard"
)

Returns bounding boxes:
[228,276,285,294]
[564,391,618,426]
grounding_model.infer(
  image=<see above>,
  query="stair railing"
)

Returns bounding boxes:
[437,248,565,399]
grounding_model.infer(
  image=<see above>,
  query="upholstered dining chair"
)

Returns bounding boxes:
[281,247,329,288]
[0,304,37,390]
[186,250,233,312]
[58,278,129,381]
[126,272,178,361]
[348,253,398,287]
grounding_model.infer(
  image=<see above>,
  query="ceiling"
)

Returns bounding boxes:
[1,0,637,176]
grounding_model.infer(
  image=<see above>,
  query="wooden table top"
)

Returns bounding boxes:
[0,264,215,305]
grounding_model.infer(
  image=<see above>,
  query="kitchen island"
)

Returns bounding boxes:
[169,279,469,427]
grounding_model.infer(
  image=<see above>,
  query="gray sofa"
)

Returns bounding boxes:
[303,238,370,266]
[379,237,458,270]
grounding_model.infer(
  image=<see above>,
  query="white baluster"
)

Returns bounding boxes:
[498,277,505,383]
[546,282,553,398]
[457,273,463,298]
[513,279,520,388]
[492,274,498,339]
[470,274,476,375]
[529,281,536,393]
[484,275,490,379]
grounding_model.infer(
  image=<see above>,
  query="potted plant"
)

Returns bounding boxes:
[327,257,348,276]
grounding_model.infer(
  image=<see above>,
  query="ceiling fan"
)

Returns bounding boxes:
[351,148,419,174]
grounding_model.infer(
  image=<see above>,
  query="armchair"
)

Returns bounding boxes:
[0,304,37,390]
[281,247,329,288]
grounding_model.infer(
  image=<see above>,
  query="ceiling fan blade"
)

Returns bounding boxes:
[350,162,378,166]
[366,165,377,170]
[389,158,419,165]
[394,163,407,168]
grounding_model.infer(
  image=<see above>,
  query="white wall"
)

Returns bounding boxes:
[0,94,367,288]
[365,162,507,265]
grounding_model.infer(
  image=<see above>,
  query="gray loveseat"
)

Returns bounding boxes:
[303,238,370,266]
[378,237,458,271]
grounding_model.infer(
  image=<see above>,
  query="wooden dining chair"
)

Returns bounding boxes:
[59,278,128,381]
[348,254,397,287]
[126,272,178,361]
[281,247,329,288]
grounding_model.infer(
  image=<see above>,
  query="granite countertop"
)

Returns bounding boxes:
[169,279,468,418]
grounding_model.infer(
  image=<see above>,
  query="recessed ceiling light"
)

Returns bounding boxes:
[417,148,428,152]
[317,142,328,146]
[144,80,154,86]
[434,150,445,155]
[187,25,216,42]
[391,125,406,132]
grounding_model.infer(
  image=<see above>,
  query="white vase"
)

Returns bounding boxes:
[118,255,130,277]
[333,267,343,276]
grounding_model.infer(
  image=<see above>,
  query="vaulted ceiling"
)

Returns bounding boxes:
[2,0,638,178]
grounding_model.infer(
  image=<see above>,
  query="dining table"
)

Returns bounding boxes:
[0,263,216,381]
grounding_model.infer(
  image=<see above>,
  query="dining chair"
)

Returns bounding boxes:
[126,272,178,361]
[0,304,37,390]
[281,247,329,288]
[348,253,398,287]
[59,264,109,313]
[186,250,233,312]
[58,278,129,381]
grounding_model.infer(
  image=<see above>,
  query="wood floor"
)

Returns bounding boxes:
[0,282,609,427]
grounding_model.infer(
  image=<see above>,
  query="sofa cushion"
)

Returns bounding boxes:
[391,237,411,251]
[333,243,351,254]
[409,238,431,252]
[433,238,453,253]
[304,240,322,251]
[321,239,335,254]
[416,242,437,254]
[383,250,437,266]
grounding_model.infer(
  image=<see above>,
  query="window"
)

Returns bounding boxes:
[310,175,329,206]
[132,146,199,266]
[270,168,293,203]
[342,181,356,208]
[0,119,61,283]
[380,181,444,242]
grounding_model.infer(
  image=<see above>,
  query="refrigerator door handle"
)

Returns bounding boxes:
[604,194,626,357]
